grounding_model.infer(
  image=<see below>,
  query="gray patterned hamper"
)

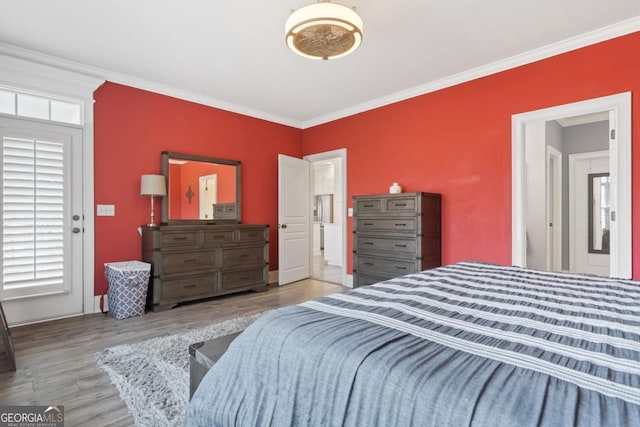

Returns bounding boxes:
[105,261,151,319]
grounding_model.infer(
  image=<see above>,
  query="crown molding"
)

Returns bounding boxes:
[0,15,638,131]
[301,16,640,129]
[0,42,303,129]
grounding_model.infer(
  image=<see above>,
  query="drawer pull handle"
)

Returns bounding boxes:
[173,237,188,241]
[183,258,199,263]
[239,254,249,258]
[395,244,407,248]
[364,242,374,245]
[395,223,407,227]
[395,266,407,270]
[395,203,407,207]
[183,284,197,289]
[363,204,375,208]
[213,235,225,239]
[364,262,374,266]
[363,222,374,226]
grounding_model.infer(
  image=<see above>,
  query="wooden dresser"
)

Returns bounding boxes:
[352,192,441,287]
[142,223,269,311]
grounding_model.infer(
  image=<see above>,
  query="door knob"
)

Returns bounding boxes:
[72,227,81,234]
[279,224,287,229]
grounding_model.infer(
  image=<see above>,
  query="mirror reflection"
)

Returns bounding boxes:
[588,173,610,254]
[161,152,241,223]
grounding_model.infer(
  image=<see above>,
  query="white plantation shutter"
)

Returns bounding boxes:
[2,134,68,297]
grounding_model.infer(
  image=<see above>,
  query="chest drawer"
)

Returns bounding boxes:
[354,218,417,233]
[385,196,417,212]
[161,231,198,246]
[221,246,266,267]
[161,250,216,274]
[354,235,418,256]
[237,228,267,242]
[203,229,234,244]
[221,267,266,291]
[355,255,418,277]
[161,274,217,302]
[355,199,383,213]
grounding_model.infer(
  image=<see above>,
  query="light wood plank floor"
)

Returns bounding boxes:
[0,279,343,426]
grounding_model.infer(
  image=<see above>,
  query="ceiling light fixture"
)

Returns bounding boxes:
[285,0,363,60]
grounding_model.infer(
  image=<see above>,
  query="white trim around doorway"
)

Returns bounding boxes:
[512,92,631,279]
[304,148,349,287]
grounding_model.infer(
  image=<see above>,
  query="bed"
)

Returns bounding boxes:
[186,261,640,426]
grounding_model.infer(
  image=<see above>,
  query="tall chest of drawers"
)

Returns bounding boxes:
[142,223,269,311]
[353,192,441,287]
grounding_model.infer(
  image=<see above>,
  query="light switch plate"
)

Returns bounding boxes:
[97,204,115,216]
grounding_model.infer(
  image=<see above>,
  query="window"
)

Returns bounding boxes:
[0,87,82,125]
[2,135,65,290]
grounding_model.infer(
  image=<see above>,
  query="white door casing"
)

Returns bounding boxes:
[278,154,310,285]
[512,92,632,279]
[0,116,84,324]
[0,53,104,322]
[546,146,562,271]
[304,148,348,287]
[569,151,609,276]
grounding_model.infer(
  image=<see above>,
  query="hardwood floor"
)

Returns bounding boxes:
[0,279,343,426]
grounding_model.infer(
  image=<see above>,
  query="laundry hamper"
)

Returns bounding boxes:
[105,261,151,319]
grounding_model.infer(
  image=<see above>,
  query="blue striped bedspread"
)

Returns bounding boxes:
[187,261,640,426]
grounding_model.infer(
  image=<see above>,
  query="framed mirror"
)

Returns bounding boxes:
[161,151,241,224]
[588,172,610,254]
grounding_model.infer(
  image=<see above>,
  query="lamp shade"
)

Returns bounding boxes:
[140,174,166,196]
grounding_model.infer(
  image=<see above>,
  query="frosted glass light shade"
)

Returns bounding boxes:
[285,1,363,60]
[140,174,166,196]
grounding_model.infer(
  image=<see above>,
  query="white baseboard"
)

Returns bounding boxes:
[345,274,353,288]
[94,294,108,313]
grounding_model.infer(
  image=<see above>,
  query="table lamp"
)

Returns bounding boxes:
[140,174,166,226]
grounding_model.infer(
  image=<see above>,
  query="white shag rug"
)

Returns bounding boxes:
[95,312,265,426]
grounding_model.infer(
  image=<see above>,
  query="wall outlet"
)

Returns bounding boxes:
[97,204,115,216]
[347,207,353,217]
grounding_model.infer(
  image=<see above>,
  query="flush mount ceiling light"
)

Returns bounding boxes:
[285,0,363,60]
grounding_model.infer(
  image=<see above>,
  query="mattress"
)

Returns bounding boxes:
[186,261,640,426]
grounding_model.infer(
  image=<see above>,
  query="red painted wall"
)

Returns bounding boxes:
[302,31,640,278]
[94,83,302,295]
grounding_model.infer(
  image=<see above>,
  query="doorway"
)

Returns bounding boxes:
[304,149,347,286]
[310,158,342,284]
[512,93,631,278]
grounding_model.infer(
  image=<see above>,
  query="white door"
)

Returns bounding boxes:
[278,154,310,285]
[199,174,217,219]
[0,117,84,325]
[570,151,609,276]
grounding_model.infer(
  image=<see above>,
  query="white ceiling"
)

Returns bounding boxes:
[0,1,639,129]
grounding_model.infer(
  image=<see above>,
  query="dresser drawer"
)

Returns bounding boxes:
[355,255,417,277]
[221,267,266,291]
[203,229,234,244]
[355,199,383,213]
[354,218,417,233]
[162,250,216,274]
[237,228,267,242]
[161,274,217,301]
[222,246,266,267]
[354,235,418,256]
[385,196,417,212]
[161,231,198,246]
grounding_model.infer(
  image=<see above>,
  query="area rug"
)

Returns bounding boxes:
[95,312,266,426]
